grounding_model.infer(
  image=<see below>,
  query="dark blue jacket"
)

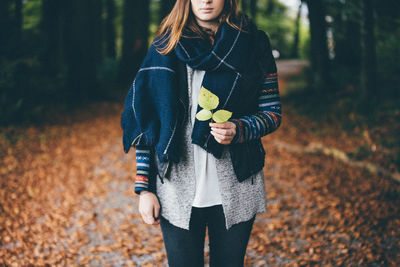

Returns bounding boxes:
[152,42,271,187]
[122,29,276,189]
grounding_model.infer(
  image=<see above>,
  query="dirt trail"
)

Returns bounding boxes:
[276,59,309,96]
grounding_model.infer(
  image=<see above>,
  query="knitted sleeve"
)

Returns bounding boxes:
[133,145,153,195]
[228,32,282,143]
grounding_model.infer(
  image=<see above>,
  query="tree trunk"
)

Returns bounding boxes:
[304,0,330,90]
[250,0,257,20]
[332,1,361,67]
[0,0,14,59]
[91,0,103,67]
[119,0,150,85]
[291,2,302,58]
[14,0,22,45]
[159,0,176,24]
[105,0,116,59]
[359,0,377,109]
[241,0,248,13]
[41,0,64,76]
[265,0,275,16]
[64,0,103,101]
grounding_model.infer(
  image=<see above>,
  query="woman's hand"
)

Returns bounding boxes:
[138,191,161,225]
[209,121,236,144]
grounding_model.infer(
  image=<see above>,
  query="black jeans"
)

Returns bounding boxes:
[159,204,256,267]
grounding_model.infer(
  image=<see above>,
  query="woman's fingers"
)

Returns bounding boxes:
[153,203,161,225]
[209,122,231,129]
[147,214,155,224]
[211,130,228,142]
[139,194,160,225]
[211,130,234,144]
[210,122,236,136]
[209,121,236,144]
[141,209,155,224]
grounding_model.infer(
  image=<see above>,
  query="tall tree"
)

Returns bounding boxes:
[0,0,14,59]
[359,0,376,105]
[250,0,257,19]
[14,0,22,45]
[118,0,150,85]
[159,0,176,24]
[291,1,302,58]
[91,0,103,68]
[303,0,330,89]
[265,0,275,16]
[41,0,64,76]
[105,0,116,59]
[64,0,103,101]
[329,0,361,67]
[242,0,248,13]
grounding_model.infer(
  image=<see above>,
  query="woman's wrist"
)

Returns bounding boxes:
[228,118,242,143]
[140,190,151,196]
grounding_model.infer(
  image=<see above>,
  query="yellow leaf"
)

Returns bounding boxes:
[212,109,232,123]
[198,86,219,110]
[196,109,213,121]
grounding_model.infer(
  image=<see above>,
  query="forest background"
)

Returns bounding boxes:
[1,0,399,172]
[1,0,400,265]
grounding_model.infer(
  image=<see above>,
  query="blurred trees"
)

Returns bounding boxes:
[160,0,176,24]
[255,0,295,59]
[301,0,399,110]
[303,0,330,90]
[105,0,117,59]
[0,0,298,126]
[0,0,20,60]
[118,0,149,84]
[0,0,398,125]
[63,0,103,100]
[40,0,64,77]
[360,0,377,108]
[291,1,303,59]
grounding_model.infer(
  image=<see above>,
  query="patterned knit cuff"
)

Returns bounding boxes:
[228,118,244,143]
[134,145,151,195]
[134,177,149,195]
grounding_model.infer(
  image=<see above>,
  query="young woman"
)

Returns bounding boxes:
[120,0,281,266]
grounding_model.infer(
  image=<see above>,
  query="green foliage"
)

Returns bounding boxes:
[22,0,41,32]
[376,28,400,95]
[212,109,233,123]
[114,0,124,59]
[255,1,294,58]
[0,56,63,125]
[149,0,161,45]
[96,58,122,100]
[298,22,310,60]
[324,0,400,98]
[195,86,232,123]
[254,0,309,59]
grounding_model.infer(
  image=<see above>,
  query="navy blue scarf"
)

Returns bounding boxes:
[121,14,263,163]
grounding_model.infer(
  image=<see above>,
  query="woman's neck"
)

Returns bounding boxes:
[199,24,217,36]
[195,18,219,35]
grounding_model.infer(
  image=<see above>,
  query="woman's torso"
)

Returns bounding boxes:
[155,63,267,231]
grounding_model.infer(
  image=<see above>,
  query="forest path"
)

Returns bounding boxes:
[276,59,309,96]
[1,60,399,266]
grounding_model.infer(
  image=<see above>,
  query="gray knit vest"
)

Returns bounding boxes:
[155,65,267,231]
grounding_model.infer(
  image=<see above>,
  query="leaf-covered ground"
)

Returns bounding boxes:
[1,61,399,266]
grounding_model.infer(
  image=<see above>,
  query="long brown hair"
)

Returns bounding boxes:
[153,0,248,55]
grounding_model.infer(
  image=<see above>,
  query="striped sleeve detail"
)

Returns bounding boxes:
[230,72,281,143]
[134,145,151,195]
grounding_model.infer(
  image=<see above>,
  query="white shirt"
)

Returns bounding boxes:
[187,64,223,207]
